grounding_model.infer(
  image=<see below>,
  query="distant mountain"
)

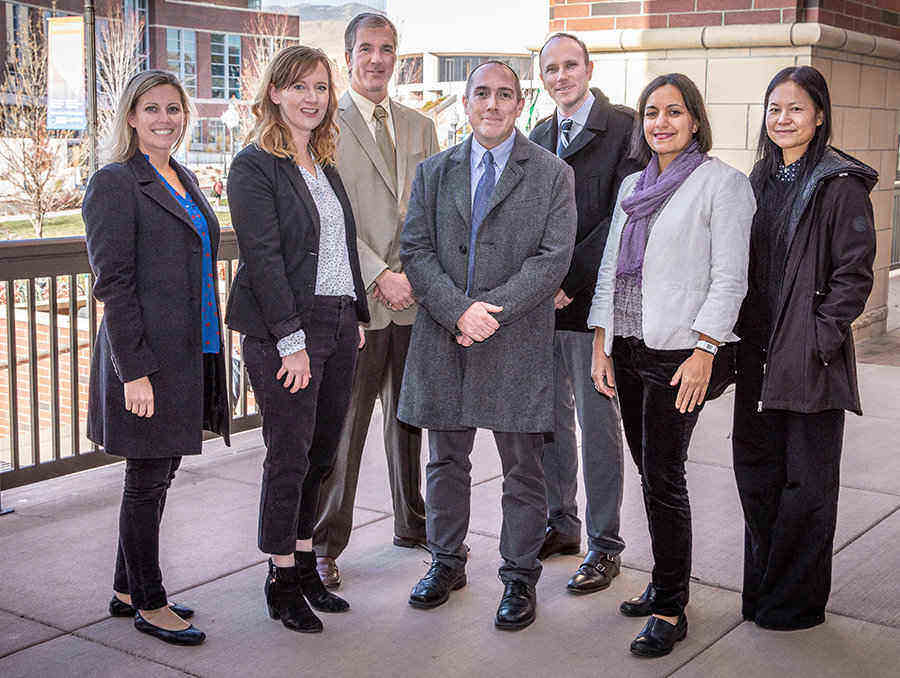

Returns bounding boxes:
[264,1,387,20]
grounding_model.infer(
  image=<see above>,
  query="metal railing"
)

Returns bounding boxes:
[0,230,258,490]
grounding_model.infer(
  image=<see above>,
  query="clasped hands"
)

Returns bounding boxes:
[456,301,504,346]
[374,270,415,311]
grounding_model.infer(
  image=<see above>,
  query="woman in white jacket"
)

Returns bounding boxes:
[588,73,755,658]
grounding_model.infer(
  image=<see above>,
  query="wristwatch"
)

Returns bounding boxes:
[696,340,718,356]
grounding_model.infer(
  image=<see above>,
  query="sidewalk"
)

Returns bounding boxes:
[1,298,898,676]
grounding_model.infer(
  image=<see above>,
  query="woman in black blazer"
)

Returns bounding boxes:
[225,45,369,633]
[83,70,229,646]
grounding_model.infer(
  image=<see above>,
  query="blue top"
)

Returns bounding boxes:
[150,160,221,354]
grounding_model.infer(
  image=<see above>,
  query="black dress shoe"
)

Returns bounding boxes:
[567,551,621,594]
[295,551,349,613]
[265,559,323,633]
[109,596,194,620]
[393,535,427,549]
[537,527,580,561]
[630,614,687,657]
[134,612,205,646]
[495,580,536,630]
[620,582,657,617]
[408,561,466,609]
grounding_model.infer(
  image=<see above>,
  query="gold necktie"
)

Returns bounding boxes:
[373,104,397,191]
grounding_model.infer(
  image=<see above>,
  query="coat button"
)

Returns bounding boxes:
[459,245,467,254]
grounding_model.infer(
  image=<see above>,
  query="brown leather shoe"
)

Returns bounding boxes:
[316,556,341,590]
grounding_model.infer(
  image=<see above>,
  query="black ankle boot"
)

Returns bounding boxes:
[296,551,350,613]
[265,558,323,633]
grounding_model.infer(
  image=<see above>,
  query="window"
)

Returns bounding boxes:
[246,0,261,8]
[437,55,533,83]
[397,56,423,85]
[166,29,196,97]
[5,3,30,71]
[123,0,149,70]
[190,119,226,153]
[211,33,241,100]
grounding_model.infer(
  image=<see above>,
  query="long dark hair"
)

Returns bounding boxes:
[629,73,712,166]
[751,66,832,190]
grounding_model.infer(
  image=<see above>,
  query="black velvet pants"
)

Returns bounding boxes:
[613,337,703,617]
[244,296,359,556]
[113,456,182,611]
[732,341,844,630]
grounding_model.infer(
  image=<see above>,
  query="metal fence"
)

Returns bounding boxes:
[0,230,258,490]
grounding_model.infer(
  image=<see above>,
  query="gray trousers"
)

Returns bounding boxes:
[427,428,546,586]
[313,322,426,559]
[542,330,625,555]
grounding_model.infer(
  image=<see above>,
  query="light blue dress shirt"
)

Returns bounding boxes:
[557,91,595,146]
[469,131,516,207]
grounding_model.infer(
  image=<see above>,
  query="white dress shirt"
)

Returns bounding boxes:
[348,87,396,145]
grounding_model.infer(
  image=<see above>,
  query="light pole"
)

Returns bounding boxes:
[84,0,98,177]
[219,100,240,176]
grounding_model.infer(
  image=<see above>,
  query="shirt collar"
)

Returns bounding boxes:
[349,86,390,123]
[558,90,594,131]
[470,130,516,173]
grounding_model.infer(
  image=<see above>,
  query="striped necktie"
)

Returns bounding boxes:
[557,118,574,155]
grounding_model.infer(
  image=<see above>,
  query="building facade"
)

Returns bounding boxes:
[1,0,299,165]
[546,0,900,338]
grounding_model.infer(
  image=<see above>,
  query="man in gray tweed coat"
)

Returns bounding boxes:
[398,61,576,631]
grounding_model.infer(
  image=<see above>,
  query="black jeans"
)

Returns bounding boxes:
[113,456,182,611]
[244,296,359,556]
[732,341,844,630]
[612,337,703,617]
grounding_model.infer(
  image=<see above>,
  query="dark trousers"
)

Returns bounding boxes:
[427,428,546,586]
[543,330,625,554]
[732,341,844,630]
[244,296,359,556]
[113,456,182,611]
[313,322,425,559]
[613,337,703,617]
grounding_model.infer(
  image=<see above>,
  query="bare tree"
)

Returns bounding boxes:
[95,1,143,154]
[239,12,302,138]
[0,21,74,237]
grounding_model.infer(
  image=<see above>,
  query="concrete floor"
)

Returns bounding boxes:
[1,280,898,677]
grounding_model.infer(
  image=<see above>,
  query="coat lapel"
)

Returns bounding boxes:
[560,91,608,160]
[447,137,472,225]
[559,126,596,160]
[281,157,321,240]
[173,161,220,252]
[129,154,197,236]
[483,131,528,217]
[531,113,557,154]
[338,92,397,199]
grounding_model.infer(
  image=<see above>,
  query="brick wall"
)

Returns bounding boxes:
[805,0,900,42]
[549,0,798,31]
[548,0,900,39]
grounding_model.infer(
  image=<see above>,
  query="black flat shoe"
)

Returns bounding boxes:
[408,561,466,609]
[265,559,323,633]
[495,580,536,631]
[620,582,656,617]
[109,596,194,620]
[295,551,349,613]
[537,527,581,561]
[567,551,620,594]
[134,612,205,646]
[630,614,687,657]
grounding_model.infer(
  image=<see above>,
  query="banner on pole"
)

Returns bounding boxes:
[47,16,86,130]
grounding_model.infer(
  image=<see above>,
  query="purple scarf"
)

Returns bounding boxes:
[616,141,708,280]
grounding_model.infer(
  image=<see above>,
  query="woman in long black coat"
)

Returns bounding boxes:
[84,70,229,646]
[733,66,877,631]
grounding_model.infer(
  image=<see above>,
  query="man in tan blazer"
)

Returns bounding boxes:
[313,12,441,587]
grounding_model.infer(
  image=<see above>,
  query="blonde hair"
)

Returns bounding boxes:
[105,70,193,164]
[247,45,338,166]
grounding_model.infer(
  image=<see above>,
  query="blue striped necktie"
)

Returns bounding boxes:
[557,118,573,155]
[467,149,495,294]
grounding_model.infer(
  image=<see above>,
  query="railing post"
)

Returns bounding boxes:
[0,463,14,516]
